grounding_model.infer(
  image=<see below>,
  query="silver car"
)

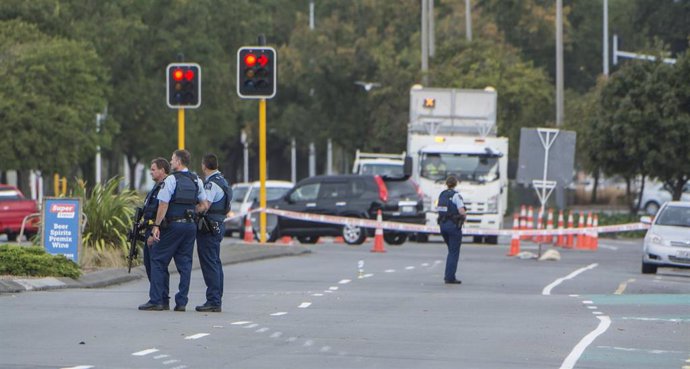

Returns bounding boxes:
[641,201,690,274]
[224,180,293,237]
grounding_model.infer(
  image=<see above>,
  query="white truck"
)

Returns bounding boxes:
[352,150,407,176]
[408,86,508,244]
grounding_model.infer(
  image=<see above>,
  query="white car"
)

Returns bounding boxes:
[641,201,690,274]
[638,181,690,215]
[224,180,293,237]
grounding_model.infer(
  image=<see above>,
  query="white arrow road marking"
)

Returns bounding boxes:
[132,349,159,356]
[543,263,598,295]
[559,316,611,369]
[299,302,312,308]
[185,333,209,340]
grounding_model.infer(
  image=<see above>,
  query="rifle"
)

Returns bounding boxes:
[127,207,145,273]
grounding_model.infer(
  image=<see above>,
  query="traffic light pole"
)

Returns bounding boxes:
[259,98,267,243]
[178,108,185,149]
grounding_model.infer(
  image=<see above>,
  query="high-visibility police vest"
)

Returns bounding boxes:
[167,171,199,218]
[437,189,460,225]
[205,173,232,222]
[426,162,445,175]
[142,181,163,222]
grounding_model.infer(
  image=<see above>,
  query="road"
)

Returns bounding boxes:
[1,236,689,369]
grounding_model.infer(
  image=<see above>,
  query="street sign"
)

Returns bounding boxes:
[237,46,277,99]
[42,197,82,262]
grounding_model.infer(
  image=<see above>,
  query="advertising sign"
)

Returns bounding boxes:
[42,198,82,262]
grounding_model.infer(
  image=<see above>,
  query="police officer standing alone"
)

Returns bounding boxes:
[139,149,208,311]
[437,176,467,284]
[142,158,171,298]
[195,153,231,313]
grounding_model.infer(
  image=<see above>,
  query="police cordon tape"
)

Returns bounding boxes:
[229,208,649,237]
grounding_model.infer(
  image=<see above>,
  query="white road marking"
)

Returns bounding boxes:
[270,312,287,316]
[542,263,598,295]
[587,306,598,309]
[245,323,259,328]
[621,316,690,323]
[231,321,252,325]
[362,273,374,278]
[170,366,187,369]
[329,286,339,290]
[559,315,611,369]
[384,269,396,273]
[163,359,180,364]
[312,293,324,296]
[324,290,334,293]
[598,244,618,250]
[287,337,298,342]
[321,346,332,352]
[569,294,580,297]
[592,312,603,315]
[184,333,209,340]
[132,349,159,356]
[212,325,223,328]
[256,328,269,333]
[304,339,314,347]
[60,366,94,369]
[338,279,351,284]
[299,302,312,308]
[405,266,415,270]
[422,263,430,267]
[154,355,170,359]
[582,300,593,304]
[597,345,684,354]
[614,278,635,295]
[270,332,283,338]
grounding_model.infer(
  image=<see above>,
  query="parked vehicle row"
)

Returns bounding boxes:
[0,184,39,241]
[224,180,293,238]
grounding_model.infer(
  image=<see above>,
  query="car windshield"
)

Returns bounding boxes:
[655,205,690,227]
[0,189,23,200]
[248,187,291,202]
[420,153,499,183]
[385,180,418,199]
[232,187,249,203]
[361,163,404,177]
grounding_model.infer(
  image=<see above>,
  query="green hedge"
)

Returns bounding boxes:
[0,244,81,279]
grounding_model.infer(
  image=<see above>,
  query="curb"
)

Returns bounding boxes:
[0,240,311,294]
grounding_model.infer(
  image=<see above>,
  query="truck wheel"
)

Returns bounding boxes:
[384,232,407,245]
[485,236,498,244]
[641,261,657,274]
[342,224,366,245]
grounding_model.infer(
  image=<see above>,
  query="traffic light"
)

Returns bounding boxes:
[166,63,201,108]
[237,47,276,99]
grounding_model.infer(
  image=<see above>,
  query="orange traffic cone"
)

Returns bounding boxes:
[508,212,520,256]
[584,212,593,249]
[242,216,254,243]
[527,206,534,241]
[334,236,345,243]
[371,209,386,253]
[576,211,586,249]
[519,205,528,240]
[556,210,565,247]
[535,208,544,243]
[545,208,554,244]
[280,235,293,245]
[566,210,574,248]
[589,214,599,251]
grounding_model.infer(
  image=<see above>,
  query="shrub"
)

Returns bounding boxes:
[0,244,81,278]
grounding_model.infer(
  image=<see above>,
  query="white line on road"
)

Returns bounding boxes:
[405,266,415,270]
[154,355,170,359]
[569,294,580,297]
[287,337,298,342]
[421,263,429,267]
[299,302,312,308]
[621,316,690,323]
[170,366,187,369]
[362,273,374,278]
[321,346,332,352]
[597,345,684,354]
[582,300,593,304]
[132,348,159,356]
[542,263,598,295]
[304,339,314,347]
[231,321,252,325]
[384,269,396,273]
[162,359,180,364]
[270,312,287,316]
[60,366,94,369]
[270,332,283,338]
[245,323,259,328]
[592,311,603,315]
[338,279,351,284]
[559,316,611,369]
[587,306,598,310]
[329,286,339,290]
[184,333,209,340]
[312,293,324,296]
[256,328,269,333]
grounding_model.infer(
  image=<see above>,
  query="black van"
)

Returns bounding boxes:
[254,174,425,245]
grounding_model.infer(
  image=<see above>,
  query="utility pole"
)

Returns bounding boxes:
[421,0,429,86]
[465,0,472,41]
[555,0,564,126]
[603,0,609,76]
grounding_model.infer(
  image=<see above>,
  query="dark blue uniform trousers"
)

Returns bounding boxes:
[196,223,225,306]
[440,221,463,282]
[149,222,196,307]
[143,228,170,303]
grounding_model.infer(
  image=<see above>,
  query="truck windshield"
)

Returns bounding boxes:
[420,153,499,183]
[360,163,404,177]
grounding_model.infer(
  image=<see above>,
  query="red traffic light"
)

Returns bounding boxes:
[257,54,269,67]
[244,54,257,67]
[173,69,184,81]
[185,70,195,81]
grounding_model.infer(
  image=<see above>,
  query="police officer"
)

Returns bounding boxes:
[195,153,231,313]
[437,176,467,284]
[139,149,208,311]
[142,158,171,292]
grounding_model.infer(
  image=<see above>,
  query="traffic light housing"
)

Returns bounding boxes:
[166,63,201,108]
[237,47,276,99]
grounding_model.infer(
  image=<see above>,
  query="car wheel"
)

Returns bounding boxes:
[644,201,660,216]
[297,236,320,244]
[485,236,498,244]
[384,232,407,245]
[641,261,657,274]
[342,224,366,245]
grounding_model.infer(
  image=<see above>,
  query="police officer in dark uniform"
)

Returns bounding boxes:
[139,149,208,311]
[142,157,171,288]
[195,153,232,313]
[436,176,467,284]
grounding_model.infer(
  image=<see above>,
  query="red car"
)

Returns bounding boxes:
[0,184,39,241]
